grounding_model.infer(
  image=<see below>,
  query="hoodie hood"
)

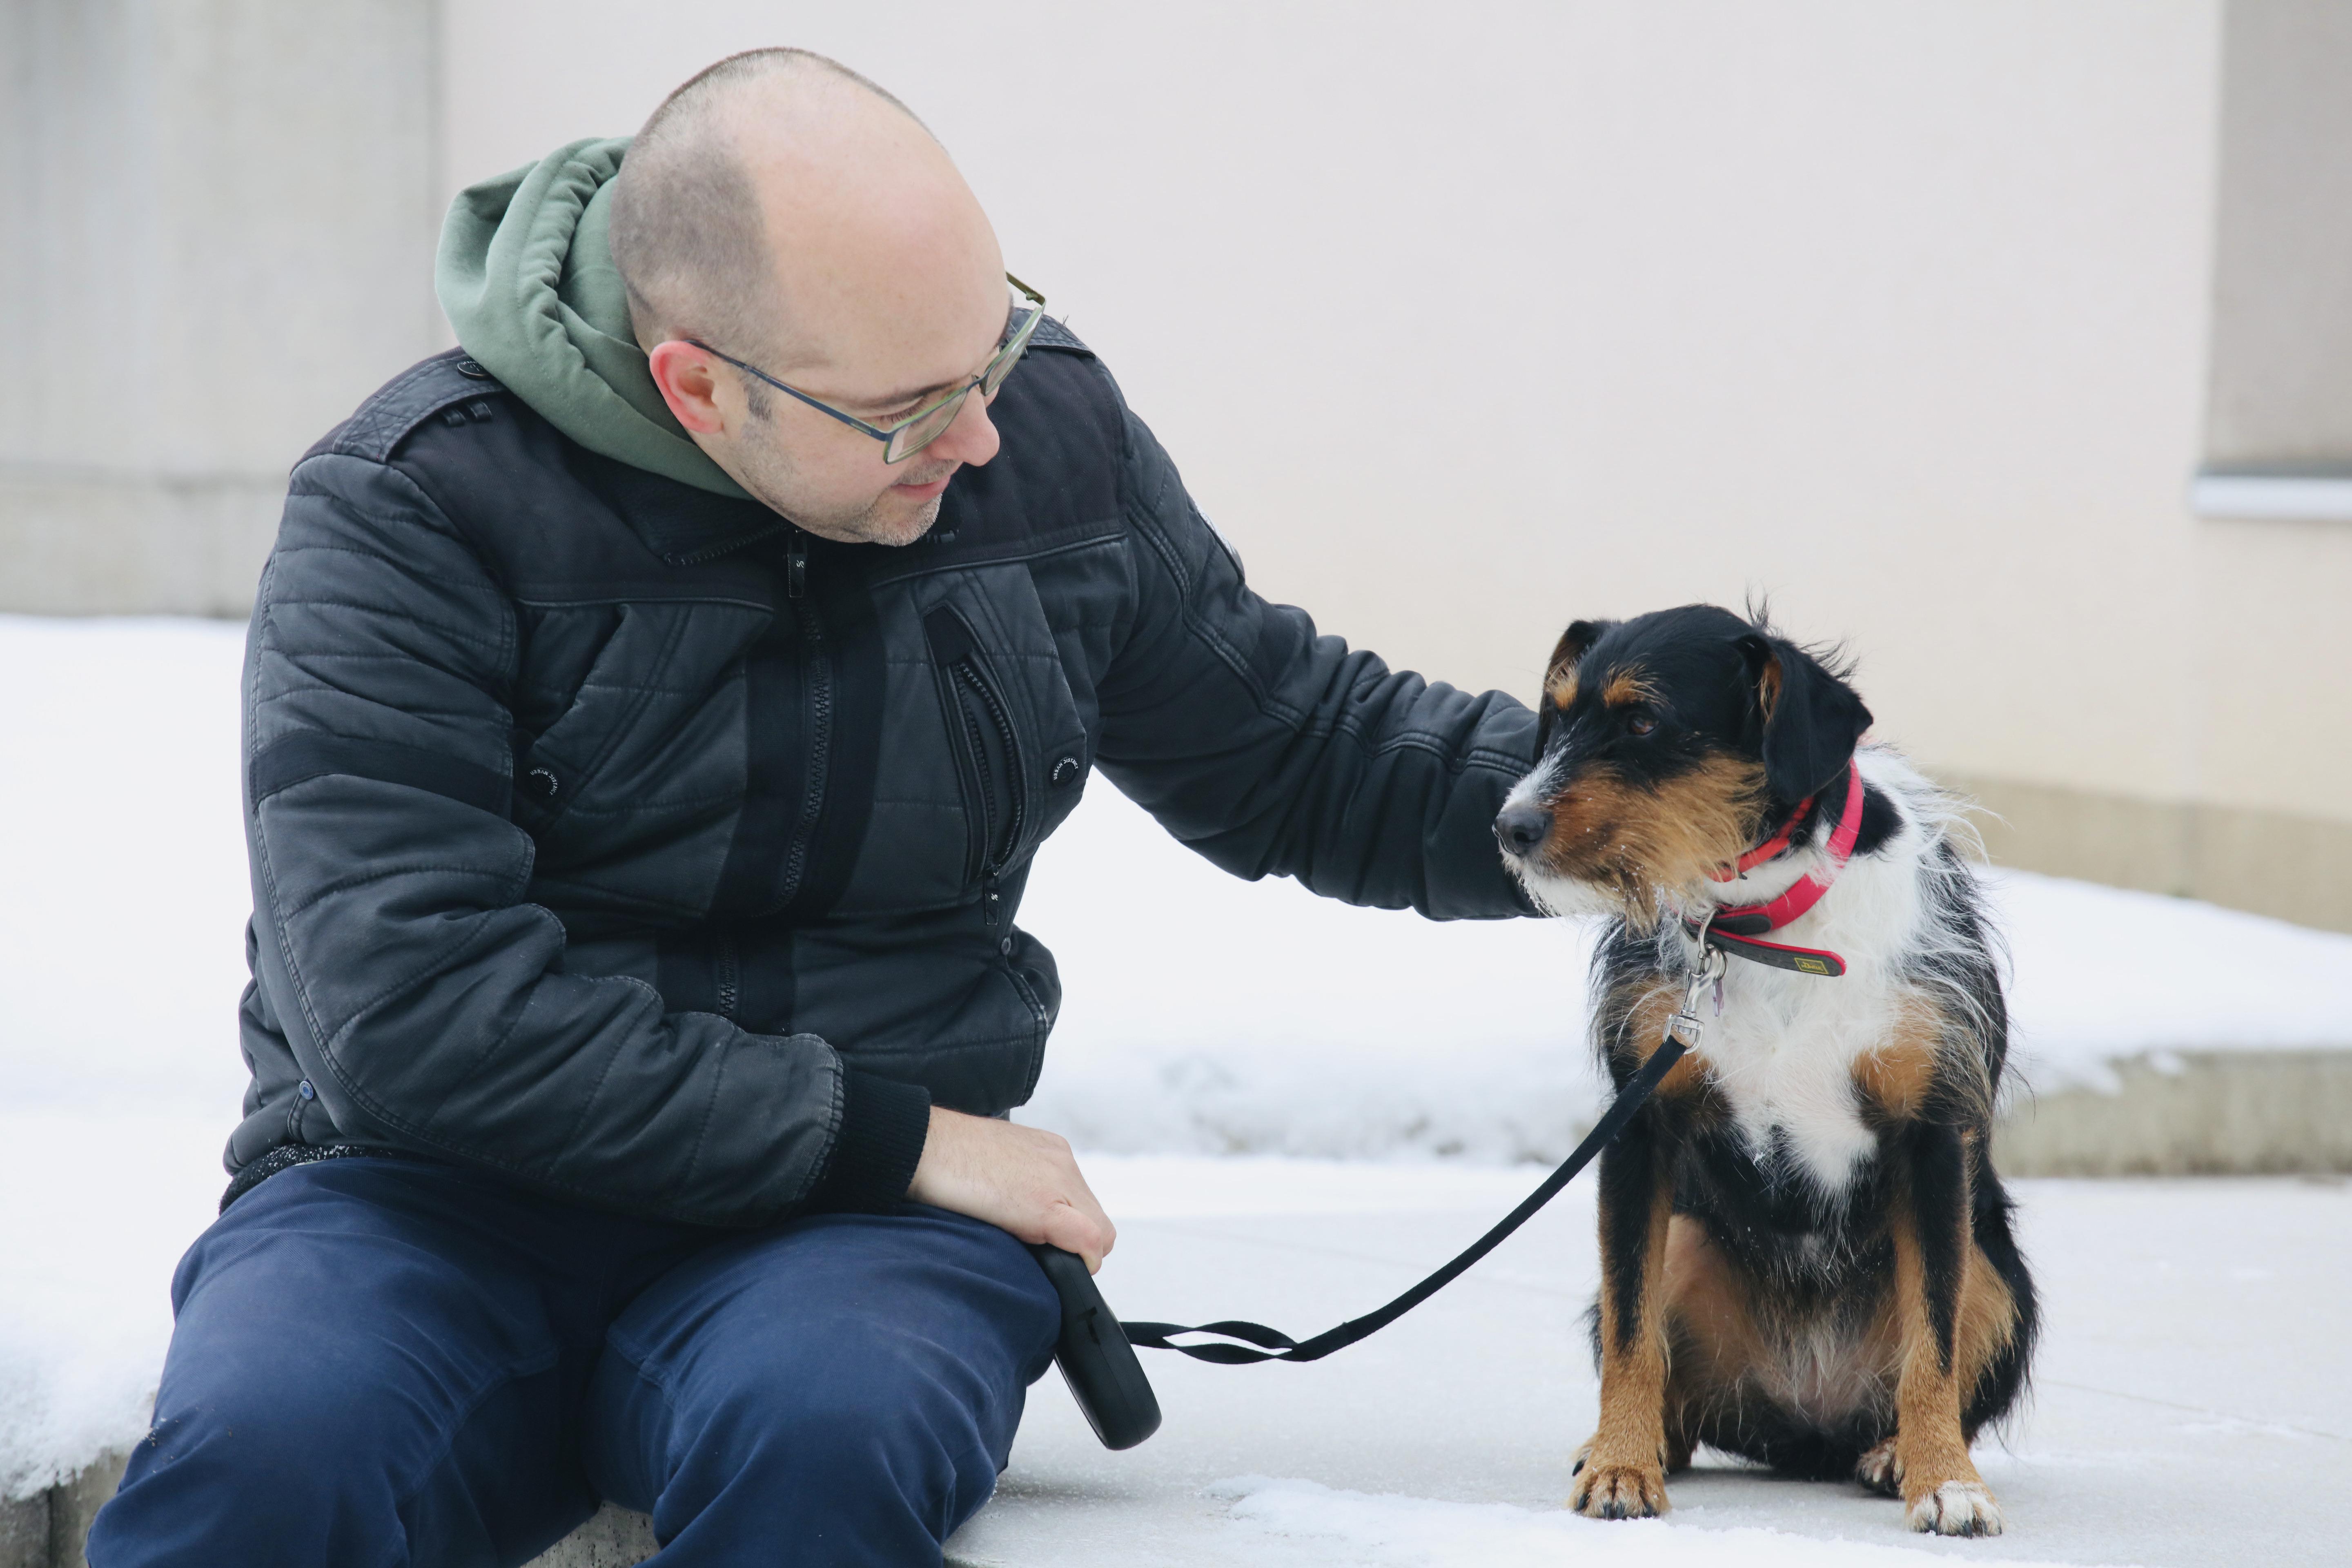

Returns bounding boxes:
[436,137,750,500]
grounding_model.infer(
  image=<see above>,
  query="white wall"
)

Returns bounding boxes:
[447,0,2224,808]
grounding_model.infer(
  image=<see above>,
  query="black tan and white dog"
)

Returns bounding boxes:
[1493,605,2036,1537]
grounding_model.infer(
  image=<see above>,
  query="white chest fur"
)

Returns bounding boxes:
[1681,749,1940,1199]
[1699,966,1896,1195]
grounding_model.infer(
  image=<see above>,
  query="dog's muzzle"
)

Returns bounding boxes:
[1495,802,1552,857]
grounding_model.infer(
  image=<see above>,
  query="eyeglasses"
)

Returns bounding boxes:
[688,274,1047,465]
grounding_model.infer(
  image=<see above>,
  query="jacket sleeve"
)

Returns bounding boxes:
[240,453,928,1226]
[1094,408,1540,919]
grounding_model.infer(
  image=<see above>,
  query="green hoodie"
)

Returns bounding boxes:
[436,137,750,500]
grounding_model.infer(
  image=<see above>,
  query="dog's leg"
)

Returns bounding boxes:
[1572,1110,1676,1519]
[1888,1123,2004,1537]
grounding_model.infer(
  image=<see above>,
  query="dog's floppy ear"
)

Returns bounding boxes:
[1545,620,1614,689]
[1737,634,1872,801]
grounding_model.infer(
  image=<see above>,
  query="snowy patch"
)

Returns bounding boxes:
[1203,1476,2096,1566]
[1078,1153,1555,1219]
[0,618,251,1497]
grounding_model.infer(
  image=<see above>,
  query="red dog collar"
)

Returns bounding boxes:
[1682,758,1864,977]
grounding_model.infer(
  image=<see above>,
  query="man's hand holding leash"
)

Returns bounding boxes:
[910,1110,1116,1274]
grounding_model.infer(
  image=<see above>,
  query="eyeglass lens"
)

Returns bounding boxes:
[884,392,971,463]
[884,304,1044,463]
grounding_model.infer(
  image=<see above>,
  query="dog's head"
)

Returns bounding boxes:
[1495,604,1872,924]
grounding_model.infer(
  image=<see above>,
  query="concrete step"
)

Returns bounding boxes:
[526,1506,656,1567]
[1995,1048,2352,1175]
[1,1452,125,1568]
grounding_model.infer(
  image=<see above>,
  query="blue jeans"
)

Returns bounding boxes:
[86,1156,1060,1567]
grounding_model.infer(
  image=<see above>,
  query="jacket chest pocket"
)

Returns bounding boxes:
[926,606,1024,883]
[918,577,1091,888]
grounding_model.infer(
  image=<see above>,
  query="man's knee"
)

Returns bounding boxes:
[90,1165,577,1567]
[588,1210,1059,1540]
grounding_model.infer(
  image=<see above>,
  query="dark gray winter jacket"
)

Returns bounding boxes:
[229,327,1537,1225]
[229,139,1536,1224]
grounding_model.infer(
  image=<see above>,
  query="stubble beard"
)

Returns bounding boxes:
[731,416,953,548]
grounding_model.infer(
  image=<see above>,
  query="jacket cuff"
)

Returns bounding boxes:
[805,1069,932,1213]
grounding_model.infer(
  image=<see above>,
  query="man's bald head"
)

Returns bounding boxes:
[609,48,948,370]
[615,50,1012,546]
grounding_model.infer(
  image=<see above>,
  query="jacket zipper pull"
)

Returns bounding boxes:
[786,529,807,599]
[984,872,1009,954]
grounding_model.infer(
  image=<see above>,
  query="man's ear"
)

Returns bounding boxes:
[1737,633,1872,801]
[646,339,729,436]
[1544,619,1614,693]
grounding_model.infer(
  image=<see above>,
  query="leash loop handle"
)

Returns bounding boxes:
[1122,1031,1690,1365]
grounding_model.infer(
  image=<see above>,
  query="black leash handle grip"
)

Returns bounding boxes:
[1121,1033,1690,1365]
[1027,1244,1163,1450]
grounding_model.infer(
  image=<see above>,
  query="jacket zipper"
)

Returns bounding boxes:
[771,530,829,912]
[713,930,741,1020]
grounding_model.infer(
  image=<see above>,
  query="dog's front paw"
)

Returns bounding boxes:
[1569,1453,1669,1520]
[1905,1479,2003,1537]
[1855,1437,1903,1497]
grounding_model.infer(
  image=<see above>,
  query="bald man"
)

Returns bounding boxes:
[90,49,1535,1568]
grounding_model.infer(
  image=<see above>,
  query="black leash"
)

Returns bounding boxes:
[1119,1030,1691,1364]
[1029,947,1784,1446]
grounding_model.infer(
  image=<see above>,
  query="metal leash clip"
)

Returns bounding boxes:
[1664,945,1727,1049]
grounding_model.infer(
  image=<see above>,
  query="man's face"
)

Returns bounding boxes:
[710,270,1011,547]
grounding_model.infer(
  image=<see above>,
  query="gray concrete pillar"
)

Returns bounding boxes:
[0,0,443,616]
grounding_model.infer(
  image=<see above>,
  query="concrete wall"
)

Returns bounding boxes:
[1977,0,2352,925]
[443,3,2223,800]
[8,1,2349,924]
[0,0,444,616]
[449,0,2319,903]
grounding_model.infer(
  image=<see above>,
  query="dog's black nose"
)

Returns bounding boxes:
[1495,802,1553,856]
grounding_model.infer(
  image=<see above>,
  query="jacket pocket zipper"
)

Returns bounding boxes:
[961,659,1027,951]
[713,929,741,1020]
[924,608,1027,898]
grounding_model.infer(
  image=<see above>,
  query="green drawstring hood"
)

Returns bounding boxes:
[436,137,750,499]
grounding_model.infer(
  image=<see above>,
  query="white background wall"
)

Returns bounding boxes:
[447,0,2228,809]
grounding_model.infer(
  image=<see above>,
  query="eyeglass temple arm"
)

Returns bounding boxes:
[686,340,897,441]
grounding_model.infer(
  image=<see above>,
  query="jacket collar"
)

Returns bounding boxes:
[570,442,792,564]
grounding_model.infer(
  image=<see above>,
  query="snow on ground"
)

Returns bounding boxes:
[954,1157,2352,1568]
[3,614,2350,1521]
[0,618,249,1497]
[1200,1477,2092,1568]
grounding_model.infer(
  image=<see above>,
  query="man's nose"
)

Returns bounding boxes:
[929,388,1001,468]
[1495,802,1553,856]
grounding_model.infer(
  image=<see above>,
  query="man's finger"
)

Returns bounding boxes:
[1040,1203,1115,1274]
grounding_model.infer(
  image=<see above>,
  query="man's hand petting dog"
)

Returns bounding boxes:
[909,1107,1117,1272]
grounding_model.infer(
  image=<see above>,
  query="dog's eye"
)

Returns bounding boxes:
[1627,709,1657,736]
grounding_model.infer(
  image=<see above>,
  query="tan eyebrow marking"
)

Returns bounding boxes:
[1602,668,1659,708]
[1545,670,1580,708]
